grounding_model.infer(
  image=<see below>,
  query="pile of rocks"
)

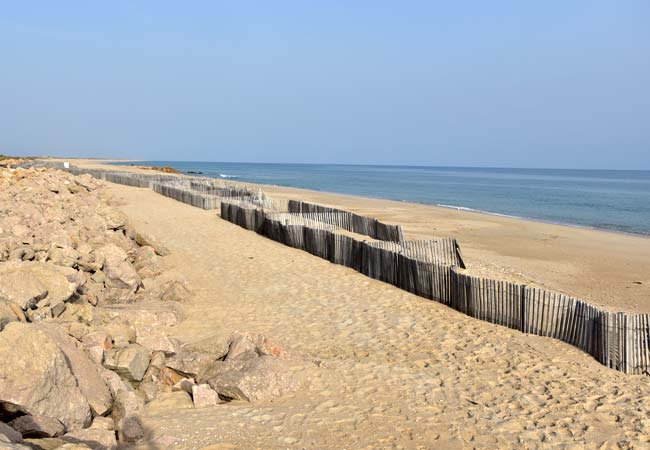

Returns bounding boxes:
[0,167,300,450]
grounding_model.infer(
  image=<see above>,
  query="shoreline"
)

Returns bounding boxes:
[48,157,650,313]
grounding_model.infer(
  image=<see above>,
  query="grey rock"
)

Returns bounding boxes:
[0,442,32,449]
[46,247,80,268]
[116,416,143,445]
[9,415,66,438]
[0,323,92,430]
[98,367,132,400]
[81,331,112,365]
[36,324,113,417]
[103,344,151,381]
[134,231,170,256]
[51,302,67,318]
[90,271,105,284]
[140,275,192,303]
[172,377,195,394]
[225,331,288,360]
[133,246,165,279]
[138,381,159,402]
[0,423,22,444]
[224,331,257,361]
[0,269,48,310]
[192,384,223,408]
[94,244,140,291]
[0,262,81,309]
[167,351,215,380]
[206,351,300,402]
[135,327,175,355]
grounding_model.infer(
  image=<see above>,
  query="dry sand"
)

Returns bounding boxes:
[69,158,650,313]
[96,179,650,449]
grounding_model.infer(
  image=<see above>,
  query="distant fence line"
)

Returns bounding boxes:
[25,163,650,375]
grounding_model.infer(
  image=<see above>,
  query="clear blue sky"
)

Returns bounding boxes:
[1,1,649,169]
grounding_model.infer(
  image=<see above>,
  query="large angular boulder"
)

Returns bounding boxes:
[0,261,80,310]
[103,344,151,382]
[167,351,216,380]
[224,331,288,361]
[0,323,92,430]
[133,246,165,279]
[135,327,176,355]
[134,231,170,256]
[94,244,140,291]
[36,324,113,417]
[98,367,133,400]
[96,206,128,231]
[205,351,300,402]
[46,246,80,268]
[81,331,112,365]
[192,384,222,408]
[0,269,47,310]
[139,275,192,303]
[9,415,66,438]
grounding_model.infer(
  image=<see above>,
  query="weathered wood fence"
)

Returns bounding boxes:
[55,166,264,210]
[221,200,650,375]
[288,200,405,242]
[41,163,650,375]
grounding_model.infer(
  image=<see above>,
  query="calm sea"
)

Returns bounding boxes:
[111,161,650,236]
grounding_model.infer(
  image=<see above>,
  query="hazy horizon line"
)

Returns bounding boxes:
[101,157,650,172]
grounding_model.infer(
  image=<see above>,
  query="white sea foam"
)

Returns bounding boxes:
[219,173,239,179]
[436,204,522,220]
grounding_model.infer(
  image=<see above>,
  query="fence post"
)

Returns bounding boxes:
[519,285,527,334]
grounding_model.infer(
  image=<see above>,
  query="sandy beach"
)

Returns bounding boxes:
[70,158,650,313]
[12,158,639,448]
[86,171,650,449]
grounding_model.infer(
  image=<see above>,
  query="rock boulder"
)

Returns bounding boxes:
[206,351,300,402]
[9,415,66,438]
[103,344,151,382]
[0,323,92,430]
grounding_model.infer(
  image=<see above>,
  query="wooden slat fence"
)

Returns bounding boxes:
[220,200,650,375]
[45,164,650,376]
[288,200,405,242]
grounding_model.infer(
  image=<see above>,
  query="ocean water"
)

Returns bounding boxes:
[111,161,650,235]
